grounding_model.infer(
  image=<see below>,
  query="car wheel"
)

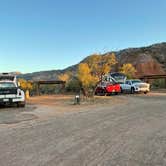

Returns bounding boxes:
[144,91,148,94]
[120,88,123,93]
[131,87,135,94]
[17,102,25,108]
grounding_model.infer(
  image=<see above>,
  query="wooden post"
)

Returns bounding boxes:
[36,83,40,96]
[60,82,65,93]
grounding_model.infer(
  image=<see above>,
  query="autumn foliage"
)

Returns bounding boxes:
[18,78,33,91]
[58,73,70,82]
[86,53,117,80]
[77,53,117,96]
[77,63,98,89]
[120,63,137,79]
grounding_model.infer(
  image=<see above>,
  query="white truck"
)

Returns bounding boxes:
[0,73,25,107]
[125,79,150,94]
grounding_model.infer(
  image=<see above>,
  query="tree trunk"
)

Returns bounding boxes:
[92,80,102,97]
[81,87,88,98]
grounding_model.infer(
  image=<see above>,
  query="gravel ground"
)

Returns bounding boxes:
[0,105,37,124]
[0,93,166,166]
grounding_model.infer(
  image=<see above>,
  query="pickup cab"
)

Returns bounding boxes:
[120,82,132,93]
[0,73,25,107]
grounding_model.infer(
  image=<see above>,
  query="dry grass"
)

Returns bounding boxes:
[27,94,126,108]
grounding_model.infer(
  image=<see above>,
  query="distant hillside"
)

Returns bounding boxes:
[20,42,166,80]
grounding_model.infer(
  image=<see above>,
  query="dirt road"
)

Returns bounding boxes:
[0,93,166,166]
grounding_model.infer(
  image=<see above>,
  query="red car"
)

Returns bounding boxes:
[95,82,121,95]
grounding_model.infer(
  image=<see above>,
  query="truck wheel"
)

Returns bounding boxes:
[96,92,101,96]
[104,92,108,96]
[17,102,25,108]
[131,87,135,94]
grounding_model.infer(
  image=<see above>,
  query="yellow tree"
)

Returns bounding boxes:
[120,63,137,79]
[18,78,33,98]
[77,63,98,96]
[18,78,33,91]
[77,63,97,88]
[58,72,72,92]
[58,73,70,82]
[86,53,117,81]
[77,53,117,97]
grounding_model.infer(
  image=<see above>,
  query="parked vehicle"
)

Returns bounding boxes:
[125,79,150,94]
[119,82,132,93]
[105,73,150,94]
[95,80,121,96]
[106,72,130,93]
[0,73,25,107]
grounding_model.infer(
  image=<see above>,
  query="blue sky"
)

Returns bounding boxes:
[0,0,166,73]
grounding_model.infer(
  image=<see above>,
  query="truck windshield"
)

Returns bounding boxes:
[131,80,142,84]
[110,73,126,83]
[0,82,16,88]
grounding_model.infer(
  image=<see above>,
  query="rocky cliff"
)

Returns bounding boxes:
[21,42,166,80]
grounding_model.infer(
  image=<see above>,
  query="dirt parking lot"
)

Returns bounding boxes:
[0,92,166,166]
